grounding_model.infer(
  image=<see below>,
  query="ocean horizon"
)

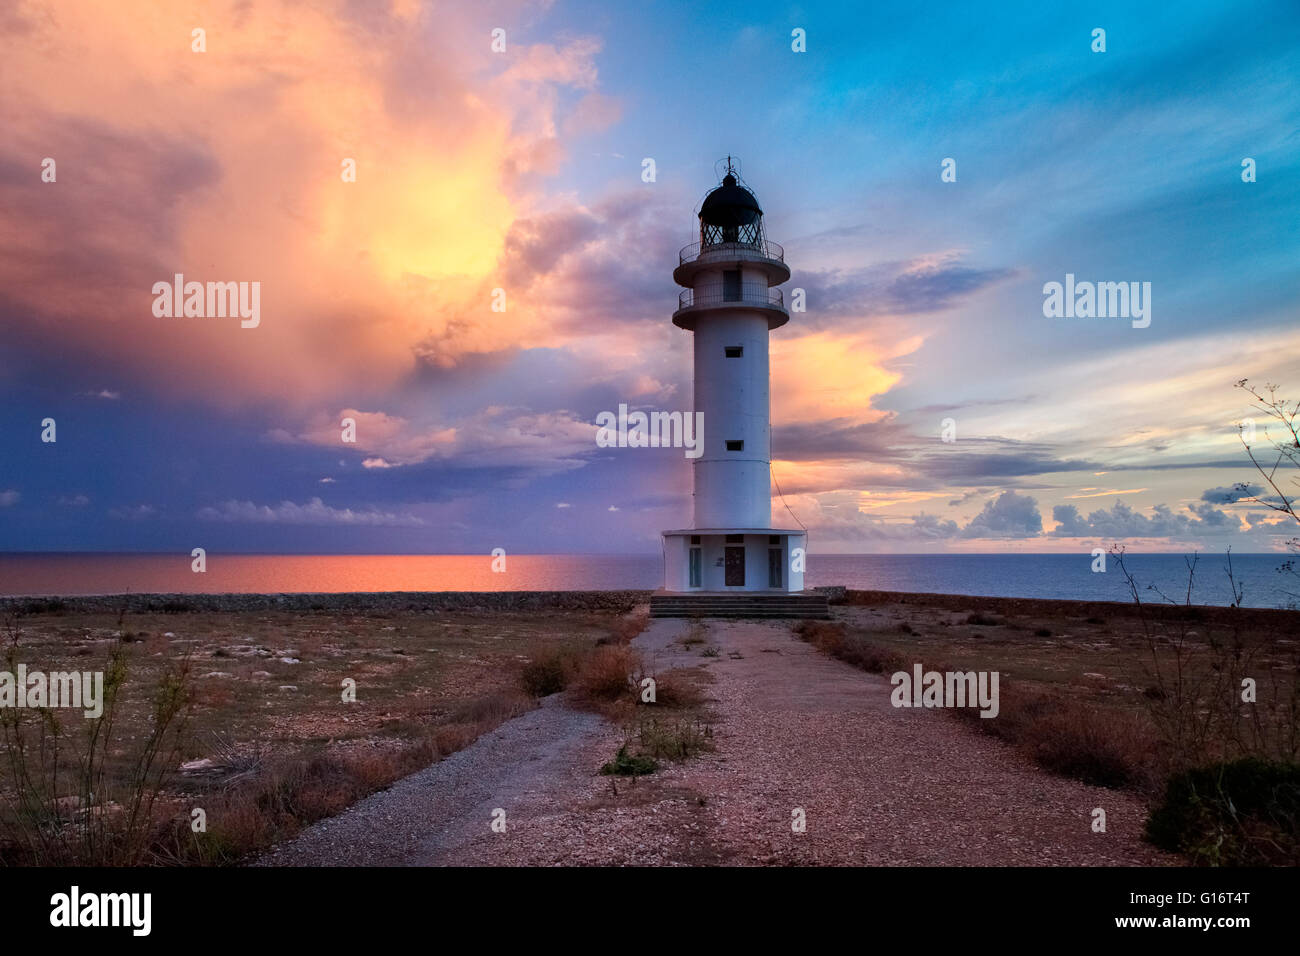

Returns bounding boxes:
[0,552,1293,610]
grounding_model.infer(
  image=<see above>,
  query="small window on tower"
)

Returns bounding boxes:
[725,346,743,358]
[726,440,744,452]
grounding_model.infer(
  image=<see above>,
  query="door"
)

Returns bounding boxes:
[688,547,702,588]
[723,269,741,302]
[768,548,783,588]
[725,546,745,586]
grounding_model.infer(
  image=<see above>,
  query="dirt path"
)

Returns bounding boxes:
[260,618,1171,866]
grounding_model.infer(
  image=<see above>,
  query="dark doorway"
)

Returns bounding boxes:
[723,269,741,302]
[724,546,745,586]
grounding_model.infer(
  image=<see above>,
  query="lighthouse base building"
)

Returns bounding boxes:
[657,163,811,599]
[661,528,806,593]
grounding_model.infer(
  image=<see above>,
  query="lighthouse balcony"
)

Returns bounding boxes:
[679,238,784,266]
[673,239,791,286]
[673,287,788,330]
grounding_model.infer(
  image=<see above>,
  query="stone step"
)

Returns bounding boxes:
[649,593,831,620]
[654,608,821,611]
[650,598,829,605]
[651,603,828,610]
[651,611,829,620]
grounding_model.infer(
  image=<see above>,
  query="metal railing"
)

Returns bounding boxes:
[676,288,785,312]
[678,239,785,266]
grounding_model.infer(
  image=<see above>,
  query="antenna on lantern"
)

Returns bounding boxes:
[713,155,742,185]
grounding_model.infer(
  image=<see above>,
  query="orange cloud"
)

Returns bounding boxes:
[0,0,610,411]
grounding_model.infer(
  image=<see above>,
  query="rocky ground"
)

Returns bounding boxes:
[260,616,1173,867]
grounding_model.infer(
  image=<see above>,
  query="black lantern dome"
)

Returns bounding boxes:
[698,160,765,247]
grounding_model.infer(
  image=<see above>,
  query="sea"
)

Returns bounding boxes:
[0,552,1295,609]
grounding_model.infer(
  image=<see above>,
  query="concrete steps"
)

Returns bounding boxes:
[649,592,831,620]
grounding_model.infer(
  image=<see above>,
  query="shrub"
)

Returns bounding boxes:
[952,685,1155,790]
[599,745,657,777]
[520,652,568,697]
[15,599,67,615]
[1026,702,1152,789]
[0,638,193,865]
[793,620,908,674]
[1145,758,1300,866]
[605,609,650,645]
[646,669,707,709]
[679,625,708,648]
[636,717,712,762]
[571,644,637,704]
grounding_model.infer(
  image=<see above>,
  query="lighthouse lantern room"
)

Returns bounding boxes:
[661,160,806,593]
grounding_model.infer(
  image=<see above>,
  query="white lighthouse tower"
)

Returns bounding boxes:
[661,160,806,593]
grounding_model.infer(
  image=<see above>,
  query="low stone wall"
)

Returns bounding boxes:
[0,590,655,615]
[844,589,1298,626]
[7,587,1290,624]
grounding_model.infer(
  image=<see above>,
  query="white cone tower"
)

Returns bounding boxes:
[661,161,805,592]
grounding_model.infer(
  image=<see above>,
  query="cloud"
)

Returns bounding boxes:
[1201,484,1261,504]
[793,252,1015,328]
[0,490,19,507]
[284,406,596,476]
[1064,487,1148,498]
[960,490,1043,538]
[919,445,1103,484]
[1050,500,1239,538]
[788,491,1029,544]
[501,207,602,288]
[0,0,613,411]
[913,512,962,539]
[197,497,424,527]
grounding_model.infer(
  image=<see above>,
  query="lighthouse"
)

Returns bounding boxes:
[661,161,806,593]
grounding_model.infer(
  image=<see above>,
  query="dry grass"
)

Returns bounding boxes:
[801,600,1297,798]
[570,644,640,710]
[796,617,1163,791]
[0,606,640,865]
[793,619,908,675]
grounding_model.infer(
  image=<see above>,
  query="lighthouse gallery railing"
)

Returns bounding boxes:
[678,239,785,266]
[676,288,785,312]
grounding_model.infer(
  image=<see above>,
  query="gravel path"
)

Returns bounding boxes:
[255,697,613,866]
[260,618,1172,866]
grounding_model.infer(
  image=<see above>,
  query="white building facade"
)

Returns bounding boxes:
[661,165,806,593]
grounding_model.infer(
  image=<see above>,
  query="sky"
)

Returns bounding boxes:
[0,0,1297,555]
